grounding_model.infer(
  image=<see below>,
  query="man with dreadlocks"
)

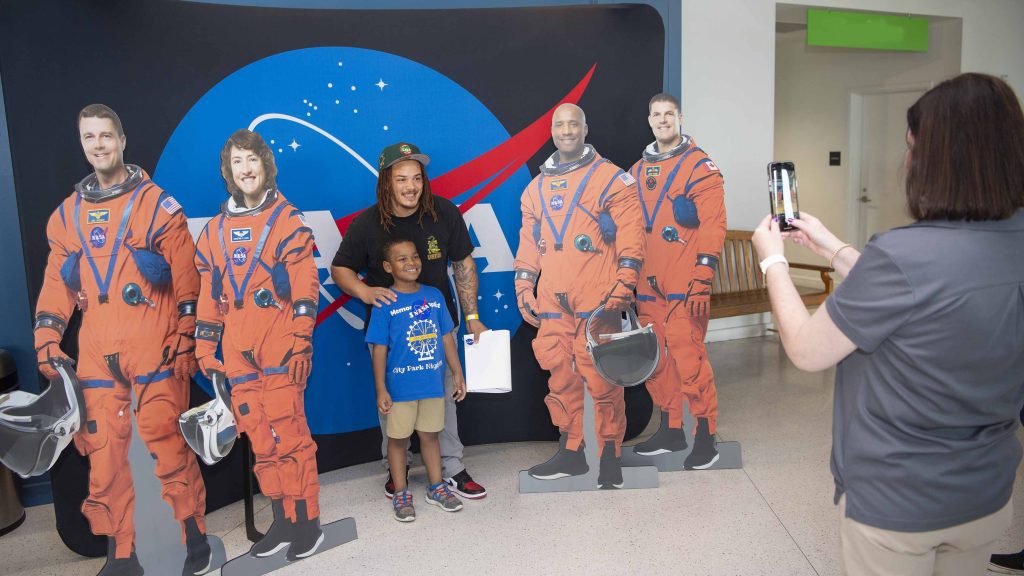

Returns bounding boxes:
[331,142,488,500]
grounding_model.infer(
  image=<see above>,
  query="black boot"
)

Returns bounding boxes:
[249,499,294,558]
[286,500,325,561]
[684,417,720,470]
[597,441,623,489]
[97,537,144,576]
[633,411,687,456]
[181,517,212,575]
[527,432,589,479]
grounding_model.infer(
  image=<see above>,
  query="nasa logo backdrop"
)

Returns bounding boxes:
[0,0,663,553]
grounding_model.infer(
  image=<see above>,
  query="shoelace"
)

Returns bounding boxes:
[394,491,413,508]
[431,484,454,501]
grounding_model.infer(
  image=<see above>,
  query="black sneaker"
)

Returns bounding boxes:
[528,432,589,480]
[286,500,324,561]
[249,499,294,558]
[98,538,144,576]
[990,549,1024,574]
[597,441,623,489]
[384,465,411,499]
[444,470,487,499]
[181,517,213,575]
[633,411,687,456]
[684,417,720,470]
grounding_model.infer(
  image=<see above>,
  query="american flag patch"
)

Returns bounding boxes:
[618,172,636,186]
[160,196,182,215]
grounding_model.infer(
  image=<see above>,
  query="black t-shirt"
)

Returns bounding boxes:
[332,196,474,326]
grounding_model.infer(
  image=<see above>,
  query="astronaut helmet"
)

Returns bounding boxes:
[0,359,84,478]
[584,303,661,387]
[178,370,237,466]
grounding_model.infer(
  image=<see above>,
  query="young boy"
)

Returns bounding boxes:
[365,237,468,522]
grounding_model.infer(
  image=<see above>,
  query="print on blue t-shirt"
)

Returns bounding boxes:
[365,285,455,402]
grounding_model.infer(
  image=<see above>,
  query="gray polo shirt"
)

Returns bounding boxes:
[825,209,1024,532]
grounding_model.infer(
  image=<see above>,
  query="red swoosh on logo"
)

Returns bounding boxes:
[317,64,596,325]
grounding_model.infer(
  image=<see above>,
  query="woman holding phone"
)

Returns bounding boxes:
[753,73,1024,576]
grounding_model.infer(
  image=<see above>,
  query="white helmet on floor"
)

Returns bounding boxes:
[0,359,84,478]
[179,370,237,466]
[585,304,661,387]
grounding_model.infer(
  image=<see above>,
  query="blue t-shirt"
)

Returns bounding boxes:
[365,285,455,401]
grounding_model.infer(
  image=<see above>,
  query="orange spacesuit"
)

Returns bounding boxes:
[193,189,320,526]
[33,166,207,560]
[629,136,726,467]
[514,145,645,462]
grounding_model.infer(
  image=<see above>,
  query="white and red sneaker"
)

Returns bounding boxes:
[444,470,487,499]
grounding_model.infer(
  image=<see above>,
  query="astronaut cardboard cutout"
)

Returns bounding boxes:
[621,93,739,471]
[193,130,355,570]
[514,104,657,492]
[32,105,216,576]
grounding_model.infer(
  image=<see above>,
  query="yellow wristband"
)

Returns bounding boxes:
[465,314,479,322]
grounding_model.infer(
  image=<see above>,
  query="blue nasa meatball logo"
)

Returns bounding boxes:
[232,247,248,266]
[89,227,106,248]
[154,47,531,434]
[549,195,565,211]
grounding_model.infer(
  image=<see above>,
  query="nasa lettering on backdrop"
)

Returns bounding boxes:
[155,48,528,435]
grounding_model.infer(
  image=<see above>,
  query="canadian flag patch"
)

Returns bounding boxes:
[704,161,719,172]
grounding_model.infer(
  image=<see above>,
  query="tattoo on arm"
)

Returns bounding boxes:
[452,257,479,315]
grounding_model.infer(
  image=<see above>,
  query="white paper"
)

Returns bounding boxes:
[463,329,512,394]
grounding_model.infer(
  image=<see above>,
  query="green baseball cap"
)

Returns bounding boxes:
[378,142,430,171]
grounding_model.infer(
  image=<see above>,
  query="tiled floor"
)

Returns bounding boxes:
[3,335,1022,575]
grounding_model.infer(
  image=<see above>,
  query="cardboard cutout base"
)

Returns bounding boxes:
[127,399,227,575]
[519,388,659,493]
[220,517,358,576]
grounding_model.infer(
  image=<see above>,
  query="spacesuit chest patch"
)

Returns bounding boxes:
[232,247,248,266]
[230,228,252,243]
[89,227,106,248]
[87,209,110,223]
[550,179,568,191]
[549,195,565,211]
[645,166,661,177]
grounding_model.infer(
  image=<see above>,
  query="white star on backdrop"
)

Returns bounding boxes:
[289,139,301,152]
[376,78,388,90]
[494,290,504,300]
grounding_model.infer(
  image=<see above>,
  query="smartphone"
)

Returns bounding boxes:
[768,161,799,231]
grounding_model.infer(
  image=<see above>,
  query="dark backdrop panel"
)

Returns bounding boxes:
[0,0,662,556]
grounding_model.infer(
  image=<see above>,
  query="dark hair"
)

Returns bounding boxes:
[78,104,124,136]
[905,73,1024,221]
[381,235,416,262]
[648,92,681,113]
[219,129,279,199]
[376,160,438,231]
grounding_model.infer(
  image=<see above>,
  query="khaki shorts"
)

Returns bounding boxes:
[386,397,445,439]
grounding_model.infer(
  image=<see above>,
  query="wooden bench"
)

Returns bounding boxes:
[710,230,833,319]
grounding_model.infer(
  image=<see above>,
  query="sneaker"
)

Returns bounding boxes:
[684,417,720,470]
[528,432,588,480]
[286,500,325,561]
[444,470,487,499]
[392,490,416,522]
[384,465,410,499]
[633,411,687,456]
[989,550,1024,574]
[426,482,463,512]
[249,499,295,557]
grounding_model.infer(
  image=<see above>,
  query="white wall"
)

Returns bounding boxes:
[774,19,963,270]
[680,0,1024,337]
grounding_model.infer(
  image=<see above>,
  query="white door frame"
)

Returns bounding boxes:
[846,82,933,247]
